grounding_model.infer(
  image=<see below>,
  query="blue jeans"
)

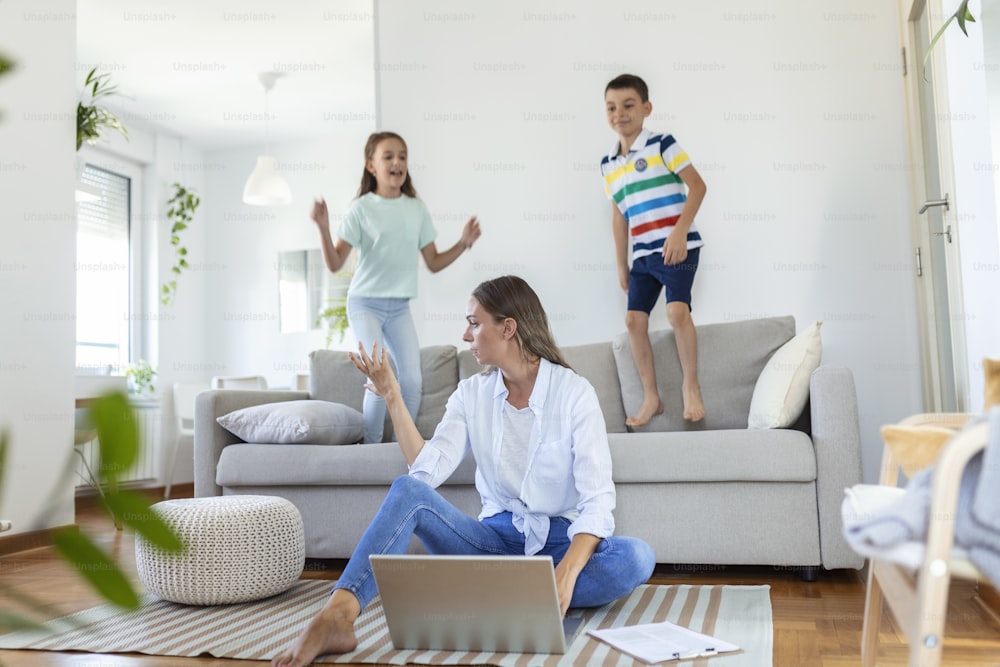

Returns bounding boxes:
[333,476,656,611]
[346,296,422,443]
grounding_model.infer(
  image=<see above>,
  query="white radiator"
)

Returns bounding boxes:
[75,399,161,488]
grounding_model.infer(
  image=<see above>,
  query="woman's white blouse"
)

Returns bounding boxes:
[408,358,616,555]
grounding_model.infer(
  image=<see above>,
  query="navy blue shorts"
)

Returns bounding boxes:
[627,247,700,313]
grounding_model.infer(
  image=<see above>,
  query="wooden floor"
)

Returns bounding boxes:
[1,490,999,666]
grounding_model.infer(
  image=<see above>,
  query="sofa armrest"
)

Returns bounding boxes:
[194,389,310,498]
[809,366,865,570]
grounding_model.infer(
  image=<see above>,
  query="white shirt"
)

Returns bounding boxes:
[499,401,533,498]
[408,358,616,555]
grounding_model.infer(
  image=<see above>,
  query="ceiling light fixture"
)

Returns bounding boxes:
[242,71,291,206]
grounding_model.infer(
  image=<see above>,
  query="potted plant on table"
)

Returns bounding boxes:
[124,359,157,396]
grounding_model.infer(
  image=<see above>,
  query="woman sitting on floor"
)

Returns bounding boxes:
[272,275,655,667]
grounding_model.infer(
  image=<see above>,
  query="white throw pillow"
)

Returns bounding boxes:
[217,400,363,445]
[747,321,823,429]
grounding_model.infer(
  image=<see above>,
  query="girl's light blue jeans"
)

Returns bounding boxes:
[346,295,422,443]
[333,475,657,612]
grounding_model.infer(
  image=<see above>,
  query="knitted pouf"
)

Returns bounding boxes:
[135,495,305,605]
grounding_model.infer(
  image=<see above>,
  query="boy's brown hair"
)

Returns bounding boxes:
[605,74,649,103]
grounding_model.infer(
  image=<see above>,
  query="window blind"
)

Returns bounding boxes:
[77,164,130,238]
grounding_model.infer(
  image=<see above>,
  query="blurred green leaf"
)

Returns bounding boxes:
[51,529,139,609]
[104,492,183,551]
[0,611,46,633]
[0,430,7,489]
[89,391,138,479]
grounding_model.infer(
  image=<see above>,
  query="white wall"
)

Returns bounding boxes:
[375,0,926,483]
[201,135,375,387]
[0,0,77,534]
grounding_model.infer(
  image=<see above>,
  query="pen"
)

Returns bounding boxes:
[673,648,717,659]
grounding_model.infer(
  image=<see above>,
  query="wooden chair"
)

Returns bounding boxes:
[845,412,988,666]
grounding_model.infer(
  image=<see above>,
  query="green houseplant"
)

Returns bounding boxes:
[76,67,128,151]
[316,298,349,348]
[315,270,353,348]
[124,359,156,396]
[0,392,183,636]
[161,182,200,306]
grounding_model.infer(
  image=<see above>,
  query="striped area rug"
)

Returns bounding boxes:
[0,581,771,666]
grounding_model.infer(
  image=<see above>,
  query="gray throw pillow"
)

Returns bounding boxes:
[217,400,363,445]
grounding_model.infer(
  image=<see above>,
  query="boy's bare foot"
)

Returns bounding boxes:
[626,397,664,428]
[683,382,705,422]
[271,606,358,667]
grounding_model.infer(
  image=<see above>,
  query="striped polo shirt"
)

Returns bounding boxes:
[600,129,703,260]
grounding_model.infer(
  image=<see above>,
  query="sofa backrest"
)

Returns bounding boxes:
[309,345,458,441]
[310,315,795,440]
[458,342,628,434]
[612,316,796,432]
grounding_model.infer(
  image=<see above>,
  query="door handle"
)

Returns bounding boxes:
[918,194,949,214]
[933,225,953,243]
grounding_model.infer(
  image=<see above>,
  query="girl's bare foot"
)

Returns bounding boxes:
[271,595,360,667]
[683,382,705,422]
[626,396,664,428]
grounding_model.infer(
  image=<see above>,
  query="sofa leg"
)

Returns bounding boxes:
[797,565,819,582]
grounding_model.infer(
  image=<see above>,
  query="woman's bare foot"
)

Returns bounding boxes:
[271,593,360,667]
[683,381,705,422]
[626,396,664,428]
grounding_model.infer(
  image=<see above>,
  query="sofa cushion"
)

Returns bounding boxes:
[311,346,459,441]
[748,320,822,429]
[216,400,363,445]
[309,350,365,412]
[608,429,816,482]
[561,342,628,434]
[612,316,796,432]
[216,442,478,486]
[415,345,459,439]
[458,348,482,380]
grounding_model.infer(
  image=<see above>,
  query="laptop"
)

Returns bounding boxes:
[369,554,584,654]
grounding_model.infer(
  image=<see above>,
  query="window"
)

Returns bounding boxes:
[75,163,132,374]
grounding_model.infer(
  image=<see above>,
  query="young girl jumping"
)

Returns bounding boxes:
[311,131,481,443]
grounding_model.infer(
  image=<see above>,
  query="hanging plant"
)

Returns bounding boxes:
[161,182,200,306]
[76,67,128,151]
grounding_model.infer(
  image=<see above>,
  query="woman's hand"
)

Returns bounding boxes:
[553,561,580,618]
[460,216,482,250]
[310,198,330,229]
[349,341,401,401]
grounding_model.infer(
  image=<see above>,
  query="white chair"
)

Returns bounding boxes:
[210,375,267,390]
[165,383,209,499]
[844,412,990,667]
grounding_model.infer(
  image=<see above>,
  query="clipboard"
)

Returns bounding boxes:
[587,619,740,664]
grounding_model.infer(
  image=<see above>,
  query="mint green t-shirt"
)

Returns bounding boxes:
[338,192,438,299]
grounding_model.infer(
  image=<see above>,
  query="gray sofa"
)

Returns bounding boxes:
[194,316,864,576]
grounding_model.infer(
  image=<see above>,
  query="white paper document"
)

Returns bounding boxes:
[588,619,740,664]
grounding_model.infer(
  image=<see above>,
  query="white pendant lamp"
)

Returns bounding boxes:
[242,71,291,206]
